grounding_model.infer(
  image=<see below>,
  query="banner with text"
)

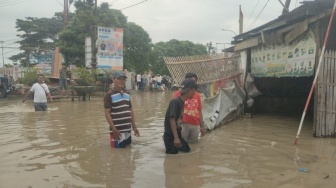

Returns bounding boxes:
[251,31,316,77]
[97,27,123,70]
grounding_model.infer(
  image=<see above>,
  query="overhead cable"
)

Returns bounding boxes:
[119,0,148,11]
[244,0,261,29]
[246,0,270,31]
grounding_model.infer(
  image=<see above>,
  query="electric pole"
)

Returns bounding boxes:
[64,0,69,27]
[90,0,98,69]
[0,41,4,68]
[282,0,291,15]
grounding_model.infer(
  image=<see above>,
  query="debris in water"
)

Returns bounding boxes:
[298,168,308,172]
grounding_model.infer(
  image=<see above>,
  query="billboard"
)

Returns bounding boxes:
[29,52,53,75]
[251,31,316,77]
[29,49,64,76]
[97,27,123,70]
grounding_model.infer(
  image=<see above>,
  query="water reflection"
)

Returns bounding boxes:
[0,92,336,187]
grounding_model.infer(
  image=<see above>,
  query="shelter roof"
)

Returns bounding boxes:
[233,0,334,43]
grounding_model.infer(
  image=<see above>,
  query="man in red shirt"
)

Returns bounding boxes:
[173,73,205,143]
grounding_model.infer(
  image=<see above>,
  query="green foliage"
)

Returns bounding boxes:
[124,22,152,73]
[58,2,127,66]
[72,67,96,85]
[205,42,216,54]
[16,68,50,86]
[10,0,207,78]
[150,40,207,75]
[9,13,64,66]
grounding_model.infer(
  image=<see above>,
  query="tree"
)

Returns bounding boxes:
[206,42,215,54]
[57,1,127,67]
[9,13,64,66]
[150,39,207,75]
[123,22,152,73]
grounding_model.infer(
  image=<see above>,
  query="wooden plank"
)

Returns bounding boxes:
[284,20,308,44]
[323,52,328,136]
[330,52,335,136]
[317,82,336,86]
[317,54,322,137]
[276,9,331,35]
[317,109,336,113]
[316,82,320,136]
[319,53,325,137]
[328,51,334,137]
[322,52,328,136]
[316,57,322,136]
[332,51,336,136]
[326,52,331,136]
[320,53,325,136]
[234,37,260,51]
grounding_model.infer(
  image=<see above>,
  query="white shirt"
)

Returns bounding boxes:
[30,83,50,103]
[137,74,141,82]
[157,76,162,83]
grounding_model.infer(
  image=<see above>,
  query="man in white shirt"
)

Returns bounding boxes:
[22,74,53,111]
[157,74,162,86]
[136,73,142,90]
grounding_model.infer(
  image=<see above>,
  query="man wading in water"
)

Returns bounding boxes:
[163,78,197,154]
[104,71,140,148]
[22,74,53,111]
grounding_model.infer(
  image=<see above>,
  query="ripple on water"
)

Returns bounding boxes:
[1,95,335,188]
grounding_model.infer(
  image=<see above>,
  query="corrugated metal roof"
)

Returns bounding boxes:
[233,0,334,43]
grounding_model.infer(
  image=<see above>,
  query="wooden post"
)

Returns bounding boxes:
[282,0,291,15]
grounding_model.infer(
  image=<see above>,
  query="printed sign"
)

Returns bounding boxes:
[97,27,123,70]
[251,31,316,77]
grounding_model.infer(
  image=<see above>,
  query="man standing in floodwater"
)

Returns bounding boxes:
[173,73,205,143]
[104,71,140,148]
[22,74,53,111]
[59,63,67,93]
[163,78,197,154]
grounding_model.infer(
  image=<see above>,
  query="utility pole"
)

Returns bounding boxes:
[64,0,69,27]
[281,0,291,15]
[239,5,243,34]
[25,49,30,67]
[90,0,98,69]
[0,41,4,68]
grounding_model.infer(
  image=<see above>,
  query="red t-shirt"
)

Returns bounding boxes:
[173,91,202,126]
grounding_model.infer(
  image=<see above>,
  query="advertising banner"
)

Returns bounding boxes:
[29,52,53,75]
[251,31,316,77]
[97,27,123,70]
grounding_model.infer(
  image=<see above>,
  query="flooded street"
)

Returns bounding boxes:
[1,91,336,188]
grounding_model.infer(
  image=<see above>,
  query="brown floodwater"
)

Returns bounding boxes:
[0,91,335,188]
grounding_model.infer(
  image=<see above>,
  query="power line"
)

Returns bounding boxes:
[119,0,148,11]
[2,47,20,49]
[246,0,270,31]
[3,49,19,55]
[54,0,64,7]
[0,0,27,4]
[0,0,30,8]
[244,0,261,29]
[0,34,18,39]
[1,38,19,43]
[4,41,20,47]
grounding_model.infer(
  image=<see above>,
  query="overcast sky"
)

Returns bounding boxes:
[0,0,303,66]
